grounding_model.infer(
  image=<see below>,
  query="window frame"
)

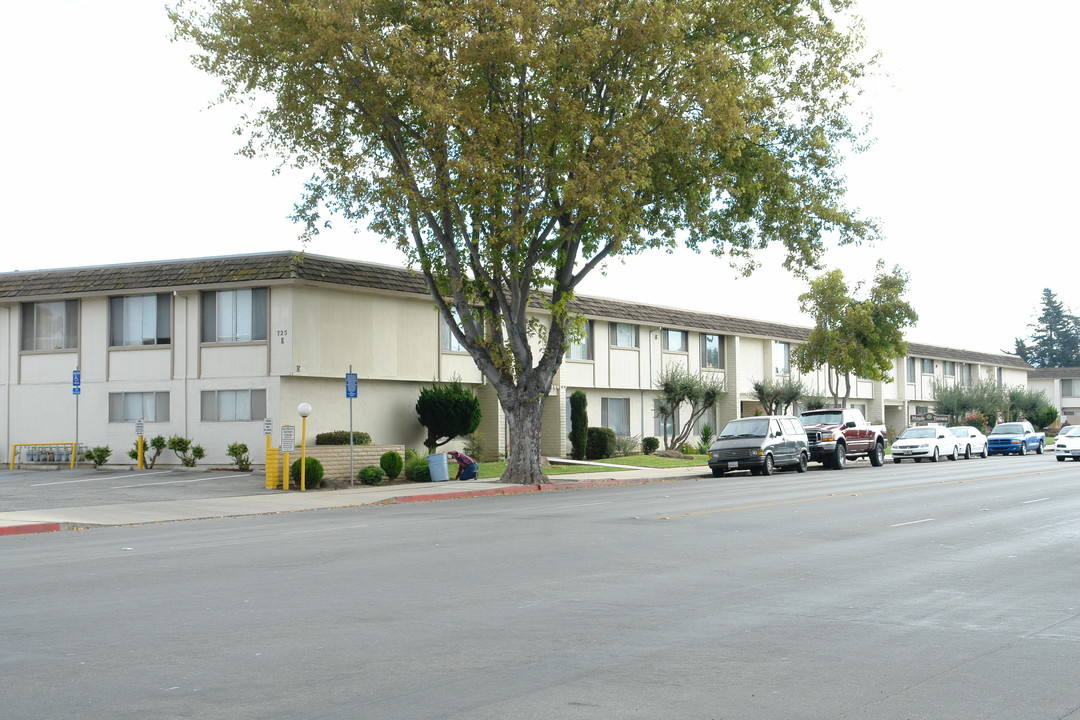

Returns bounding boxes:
[700,333,725,370]
[200,389,268,422]
[201,288,268,344]
[108,391,170,422]
[609,323,639,349]
[110,293,172,347]
[922,358,935,374]
[661,329,688,353]
[601,397,631,435]
[21,300,79,351]
[773,341,791,375]
[566,320,593,360]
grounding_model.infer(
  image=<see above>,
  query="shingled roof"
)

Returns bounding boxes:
[0,251,1028,368]
[1028,367,1080,379]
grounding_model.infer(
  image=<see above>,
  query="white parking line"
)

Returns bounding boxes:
[890,518,935,527]
[1021,497,1050,504]
[31,471,173,487]
[111,473,253,489]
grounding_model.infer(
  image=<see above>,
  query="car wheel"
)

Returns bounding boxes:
[1056,456,1065,462]
[761,454,775,476]
[963,444,972,460]
[711,467,725,477]
[1036,441,1044,455]
[893,457,902,464]
[869,442,885,467]
[794,452,808,473]
[948,445,958,461]
[979,444,988,459]
[1019,443,1027,456]
[830,443,847,470]
[930,447,940,462]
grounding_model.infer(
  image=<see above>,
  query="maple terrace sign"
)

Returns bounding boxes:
[910,412,951,425]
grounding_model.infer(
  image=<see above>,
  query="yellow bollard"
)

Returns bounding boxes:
[300,414,308,492]
[137,434,145,470]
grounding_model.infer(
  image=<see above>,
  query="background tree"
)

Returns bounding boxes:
[751,378,805,416]
[931,379,1005,424]
[568,391,588,461]
[792,263,917,408]
[1013,289,1080,367]
[172,0,878,483]
[654,366,726,451]
[415,380,483,454]
[1003,386,1054,426]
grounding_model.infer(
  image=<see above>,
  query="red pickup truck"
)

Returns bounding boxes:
[799,408,888,470]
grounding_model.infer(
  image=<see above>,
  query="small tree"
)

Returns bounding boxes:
[128,435,166,469]
[87,446,112,468]
[655,366,726,450]
[569,391,588,461]
[167,435,205,468]
[415,379,482,454]
[380,451,404,481]
[751,378,806,416]
[226,442,252,471]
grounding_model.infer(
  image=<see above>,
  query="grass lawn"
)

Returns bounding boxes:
[475,453,708,479]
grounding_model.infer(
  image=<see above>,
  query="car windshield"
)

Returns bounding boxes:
[801,412,841,426]
[900,427,936,439]
[991,423,1024,434]
[1065,427,1080,437]
[948,427,966,437]
[717,419,770,438]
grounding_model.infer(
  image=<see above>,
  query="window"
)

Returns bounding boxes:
[609,323,639,348]
[943,361,956,377]
[440,308,466,352]
[201,288,268,343]
[654,400,678,437]
[959,363,973,387]
[566,320,593,360]
[695,404,717,435]
[1063,379,1076,397]
[21,300,79,351]
[905,357,916,380]
[921,358,935,374]
[109,392,170,422]
[701,334,725,369]
[773,341,790,374]
[110,294,171,346]
[201,389,267,421]
[601,397,630,435]
[661,329,688,353]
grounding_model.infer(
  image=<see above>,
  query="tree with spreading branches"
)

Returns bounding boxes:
[171,0,878,483]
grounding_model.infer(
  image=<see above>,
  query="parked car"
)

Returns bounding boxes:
[1054,425,1075,443]
[987,421,1046,455]
[947,426,988,459]
[798,407,887,470]
[707,416,809,477]
[1055,426,1080,461]
[891,425,960,463]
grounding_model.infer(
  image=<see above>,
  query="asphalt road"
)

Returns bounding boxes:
[3,454,1078,719]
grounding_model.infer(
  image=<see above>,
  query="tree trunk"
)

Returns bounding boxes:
[499,394,548,484]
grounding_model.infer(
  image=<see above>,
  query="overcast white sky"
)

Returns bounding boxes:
[3,1,1076,356]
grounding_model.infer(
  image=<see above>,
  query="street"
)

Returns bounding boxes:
[3,455,1079,719]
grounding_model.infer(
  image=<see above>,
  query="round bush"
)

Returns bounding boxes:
[642,437,660,455]
[357,465,384,485]
[404,457,431,482]
[289,457,325,488]
[380,450,404,480]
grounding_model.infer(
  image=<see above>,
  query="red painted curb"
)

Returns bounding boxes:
[0,523,63,537]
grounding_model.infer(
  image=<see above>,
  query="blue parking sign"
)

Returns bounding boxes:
[345,373,358,399]
[72,370,81,387]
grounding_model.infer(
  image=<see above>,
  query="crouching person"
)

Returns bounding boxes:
[448,450,479,480]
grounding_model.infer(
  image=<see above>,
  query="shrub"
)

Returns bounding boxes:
[315,431,372,445]
[612,434,640,457]
[128,435,166,468]
[586,427,617,460]
[379,451,403,480]
[404,456,431,482]
[569,391,588,460]
[87,446,112,468]
[167,435,205,467]
[695,423,715,454]
[642,436,660,455]
[961,411,991,436]
[404,448,420,463]
[678,443,697,455]
[416,379,482,453]
[289,457,325,488]
[358,465,385,485]
[226,442,252,471]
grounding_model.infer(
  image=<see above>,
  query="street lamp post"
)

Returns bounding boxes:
[297,403,312,491]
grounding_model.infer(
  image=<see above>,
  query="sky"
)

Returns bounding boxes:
[3,1,1077,356]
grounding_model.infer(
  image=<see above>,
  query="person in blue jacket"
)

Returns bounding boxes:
[448,450,479,480]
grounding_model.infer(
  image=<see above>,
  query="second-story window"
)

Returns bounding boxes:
[959,363,972,386]
[906,357,916,380]
[110,294,171,346]
[201,288,267,343]
[440,308,467,352]
[21,300,79,351]
[922,358,935,374]
[566,320,593,360]
[943,361,956,377]
[661,329,688,352]
[609,323,639,348]
[773,341,790,374]
[701,334,725,369]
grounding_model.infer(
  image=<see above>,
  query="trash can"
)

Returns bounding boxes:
[427,453,450,482]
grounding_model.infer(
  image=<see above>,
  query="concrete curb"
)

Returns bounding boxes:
[384,477,655,503]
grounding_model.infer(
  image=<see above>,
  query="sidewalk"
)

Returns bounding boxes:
[0,464,706,536]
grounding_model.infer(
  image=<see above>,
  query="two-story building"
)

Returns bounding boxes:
[0,252,1031,464]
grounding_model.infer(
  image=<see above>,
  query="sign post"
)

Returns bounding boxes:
[263,418,274,489]
[281,425,295,490]
[72,368,81,468]
[135,419,145,469]
[346,368,358,486]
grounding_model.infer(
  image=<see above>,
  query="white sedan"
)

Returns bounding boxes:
[947,425,989,459]
[891,425,959,463]
[1055,427,1080,461]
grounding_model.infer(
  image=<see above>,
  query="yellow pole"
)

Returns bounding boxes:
[265,434,273,489]
[137,434,145,470]
[70,442,77,469]
[300,415,308,492]
[283,451,290,490]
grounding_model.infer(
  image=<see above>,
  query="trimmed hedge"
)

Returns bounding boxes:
[380,451,403,480]
[289,457,325,488]
[357,465,384,485]
[315,431,372,446]
[586,427,617,460]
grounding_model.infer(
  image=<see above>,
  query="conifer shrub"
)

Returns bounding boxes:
[585,427,617,460]
[358,465,385,485]
[380,451,403,480]
[289,457,325,488]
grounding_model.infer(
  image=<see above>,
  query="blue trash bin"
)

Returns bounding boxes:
[427,453,450,482]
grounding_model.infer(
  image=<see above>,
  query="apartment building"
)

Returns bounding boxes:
[0,252,1031,464]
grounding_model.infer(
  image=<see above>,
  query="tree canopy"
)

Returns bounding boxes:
[1013,289,1080,368]
[791,262,917,407]
[171,0,879,482]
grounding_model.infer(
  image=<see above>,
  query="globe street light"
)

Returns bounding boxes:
[297,403,312,491]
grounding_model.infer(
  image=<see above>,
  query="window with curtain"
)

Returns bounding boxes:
[110,294,171,346]
[440,308,466,352]
[109,392,170,422]
[201,389,267,421]
[21,300,79,351]
[701,334,724,369]
[201,288,268,343]
[922,358,935,374]
[566,320,593,360]
[601,397,630,435]
[609,323,639,348]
